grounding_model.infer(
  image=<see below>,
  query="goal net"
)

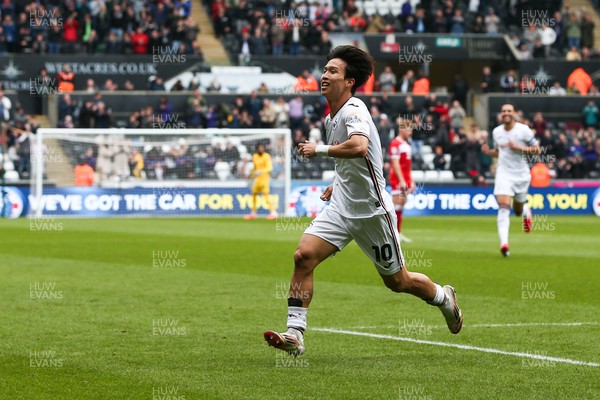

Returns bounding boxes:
[30,128,291,218]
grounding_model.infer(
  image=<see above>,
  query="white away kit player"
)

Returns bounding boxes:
[483,103,540,256]
[263,46,462,357]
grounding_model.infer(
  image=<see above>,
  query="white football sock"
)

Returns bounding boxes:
[428,283,446,306]
[497,207,510,246]
[287,306,308,331]
[522,204,531,219]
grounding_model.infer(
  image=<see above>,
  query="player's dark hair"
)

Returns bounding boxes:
[327,45,375,95]
[501,102,517,112]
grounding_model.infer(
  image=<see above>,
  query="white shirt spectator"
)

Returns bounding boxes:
[538,26,557,46]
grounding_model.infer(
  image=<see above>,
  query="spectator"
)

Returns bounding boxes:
[94,102,112,128]
[259,98,276,128]
[471,14,486,34]
[412,73,430,95]
[532,112,547,138]
[83,147,96,170]
[484,8,500,34]
[294,70,319,92]
[250,27,268,56]
[581,14,595,50]
[379,66,397,93]
[582,100,599,128]
[448,100,466,132]
[431,9,448,33]
[74,157,95,186]
[131,26,149,54]
[57,65,75,93]
[399,70,415,94]
[548,81,567,95]
[432,145,446,171]
[62,13,79,53]
[15,127,31,178]
[270,18,285,56]
[480,66,496,93]
[0,90,12,122]
[450,9,466,34]
[272,96,290,128]
[566,45,582,60]
[500,69,518,93]
[149,77,166,91]
[316,30,333,55]
[238,29,252,65]
[288,95,304,131]
[451,74,469,106]
[566,13,581,49]
[567,67,592,94]
[538,23,557,57]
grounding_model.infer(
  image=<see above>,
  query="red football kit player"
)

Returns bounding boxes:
[388,119,415,242]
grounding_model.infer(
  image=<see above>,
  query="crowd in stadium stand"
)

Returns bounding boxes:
[203,0,600,61]
[41,85,598,183]
[0,0,202,57]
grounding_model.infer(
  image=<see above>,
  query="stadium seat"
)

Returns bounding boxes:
[439,170,455,181]
[412,170,425,182]
[355,0,364,13]
[421,145,432,154]
[443,154,451,166]
[389,0,402,16]
[363,1,377,16]
[422,153,435,170]
[4,170,19,182]
[214,161,231,181]
[424,170,439,181]
[375,0,390,15]
[4,161,14,171]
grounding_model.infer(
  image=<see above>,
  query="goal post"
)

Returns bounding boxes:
[31,128,292,218]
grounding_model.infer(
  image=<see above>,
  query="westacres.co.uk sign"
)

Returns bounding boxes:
[0,55,204,91]
[2,185,599,218]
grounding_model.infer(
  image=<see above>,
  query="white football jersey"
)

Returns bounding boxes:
[492,121,538,180]
[324,97,394,218]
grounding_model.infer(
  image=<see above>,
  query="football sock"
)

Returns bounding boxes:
[251,194,257,213]
[426,283,446,306]
[522,204,531,219]
[395,204,403,232]
[497,206,510,246]
[287,297,307,333]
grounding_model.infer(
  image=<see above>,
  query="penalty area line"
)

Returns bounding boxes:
[313,327,600,367]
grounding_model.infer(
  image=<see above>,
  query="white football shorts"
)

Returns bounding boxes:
[493,174,531,203]
[304,205,404,275]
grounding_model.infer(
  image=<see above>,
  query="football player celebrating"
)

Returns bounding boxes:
[482,103,539,256]
[264,46,463,357]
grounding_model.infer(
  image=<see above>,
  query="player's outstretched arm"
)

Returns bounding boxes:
[298,135,368,159]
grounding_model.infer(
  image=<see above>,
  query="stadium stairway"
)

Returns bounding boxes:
[193,1,231,65]
[37,115,75,185]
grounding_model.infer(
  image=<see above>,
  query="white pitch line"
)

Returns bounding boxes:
[313,327,600,367]
[345,322,600,329]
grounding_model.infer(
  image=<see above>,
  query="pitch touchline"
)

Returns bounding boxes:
[345,322,600,329]
[313,328,600,367]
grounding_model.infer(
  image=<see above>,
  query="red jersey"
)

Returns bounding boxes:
[388,136,412,188]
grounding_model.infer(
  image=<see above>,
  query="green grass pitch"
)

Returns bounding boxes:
[1,215,599,399]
